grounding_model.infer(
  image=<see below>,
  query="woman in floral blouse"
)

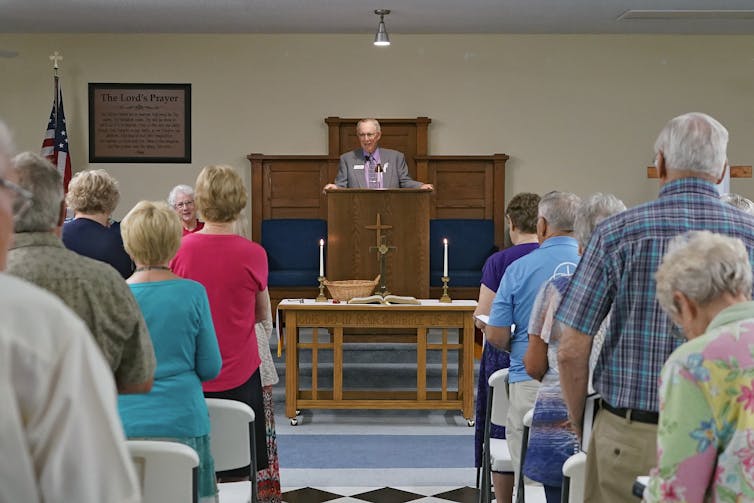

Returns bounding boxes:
[647,230,754,502]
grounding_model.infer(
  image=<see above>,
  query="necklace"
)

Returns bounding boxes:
[134,265,171,272]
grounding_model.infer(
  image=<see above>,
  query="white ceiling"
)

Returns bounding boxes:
[2,0,754,34]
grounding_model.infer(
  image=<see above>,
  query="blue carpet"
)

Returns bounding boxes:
[277,434,473,469]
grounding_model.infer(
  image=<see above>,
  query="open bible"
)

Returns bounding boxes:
[348,294,421,305]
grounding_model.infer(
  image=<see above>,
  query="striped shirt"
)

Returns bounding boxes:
[555,177,754,412]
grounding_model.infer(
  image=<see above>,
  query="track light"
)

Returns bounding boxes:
[374,9,391,47]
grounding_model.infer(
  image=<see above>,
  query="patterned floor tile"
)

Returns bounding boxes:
[432,487,484,503]
[393,487,461,497]
[351,487,427,503]
[283,487,345,503]
[315,487,386,497]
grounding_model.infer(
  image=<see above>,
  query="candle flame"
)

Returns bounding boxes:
[319,239,324,245]
[443,238,448,245]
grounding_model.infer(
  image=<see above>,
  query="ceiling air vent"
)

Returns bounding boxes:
[619,10,754,20]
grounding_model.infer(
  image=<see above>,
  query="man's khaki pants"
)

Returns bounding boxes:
[506,379,541,487]
[584,407,657,503]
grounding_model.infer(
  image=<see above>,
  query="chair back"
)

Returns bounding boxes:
[582,394,599,452]
[127,440,199,503]
[206,398,258,503]
[488,368,510,426]
[206,398,255,471]
[561,451,587,503]
[478,369,511,503]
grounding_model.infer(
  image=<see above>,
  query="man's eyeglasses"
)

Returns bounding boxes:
[357,132,377,139]
[174,200,194,209]
[0,176,33,222]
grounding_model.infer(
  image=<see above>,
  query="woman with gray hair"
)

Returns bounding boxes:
[521,193,626,502]
[168,184,204,235]
[645,231,754,502]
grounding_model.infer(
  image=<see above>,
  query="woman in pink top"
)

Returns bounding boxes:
[171,164,270,480]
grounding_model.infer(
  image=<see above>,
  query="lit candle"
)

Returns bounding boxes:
[443,238,448,277]
[319,239,325,277]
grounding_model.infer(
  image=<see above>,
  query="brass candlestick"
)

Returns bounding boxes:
[316,276,328,302]
[439,276,452,303]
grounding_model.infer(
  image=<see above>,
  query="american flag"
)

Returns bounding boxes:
[41,75,72,191]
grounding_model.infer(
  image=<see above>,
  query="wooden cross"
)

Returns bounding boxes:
[365,213,393,249]
[370,235,397,296]
[49,51,63,70]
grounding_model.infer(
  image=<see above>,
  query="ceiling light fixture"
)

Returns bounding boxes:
[373,9,391,47]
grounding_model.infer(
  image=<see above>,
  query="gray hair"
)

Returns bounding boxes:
[655,231,752,318]
[654,112,728,179]
[12,152,63,232]
[721,193,754,216]
[168,184,194,207]
[356,118,381,132]
[574,193,627,249]
[538,191,581,233]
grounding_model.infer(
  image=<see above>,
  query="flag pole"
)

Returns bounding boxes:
[43,50,72,193]
[49,51,62,125]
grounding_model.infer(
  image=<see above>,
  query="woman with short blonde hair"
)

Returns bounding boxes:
[62,169,133,278]
[65,169,120,215]
[122,201,182,266]
[172,164,271,482]
[119,200,222,503]
[194,165,246,223]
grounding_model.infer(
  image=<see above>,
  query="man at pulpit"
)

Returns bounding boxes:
[324,118,433,190]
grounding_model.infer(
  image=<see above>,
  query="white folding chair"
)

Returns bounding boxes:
[560,452,586,503]
[580,393,599,452]
[127,439,200,503]
[206,398,258,503]
[479,368,513,503]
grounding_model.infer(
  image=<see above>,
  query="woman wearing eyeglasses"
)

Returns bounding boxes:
[168,184,204,235]
[323,118,432,190]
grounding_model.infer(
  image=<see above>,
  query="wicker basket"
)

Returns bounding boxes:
[324,275,380,301]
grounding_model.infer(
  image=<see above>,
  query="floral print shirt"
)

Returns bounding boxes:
[646,301,754,502]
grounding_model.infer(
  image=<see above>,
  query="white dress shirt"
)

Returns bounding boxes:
[0,273,141,503]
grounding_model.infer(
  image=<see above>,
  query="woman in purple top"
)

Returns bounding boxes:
[473,192,540,503]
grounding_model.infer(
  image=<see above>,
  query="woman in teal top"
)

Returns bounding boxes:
[119,200,222,503]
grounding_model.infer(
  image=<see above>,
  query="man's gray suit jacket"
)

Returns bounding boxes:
[334,148,422,188]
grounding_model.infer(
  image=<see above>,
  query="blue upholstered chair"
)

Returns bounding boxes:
[429,219,497,287]
[261,219,327,287]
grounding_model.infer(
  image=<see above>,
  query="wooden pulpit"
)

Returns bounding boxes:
[325,189,430,298]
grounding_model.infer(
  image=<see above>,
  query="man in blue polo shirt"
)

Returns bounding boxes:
[485,190,581,493]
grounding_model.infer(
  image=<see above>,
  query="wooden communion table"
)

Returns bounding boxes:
[277,299,477,426]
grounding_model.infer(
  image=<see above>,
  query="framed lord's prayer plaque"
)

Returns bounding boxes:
[88,83,191,163]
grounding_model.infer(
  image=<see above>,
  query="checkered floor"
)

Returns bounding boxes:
[282,486,485,503]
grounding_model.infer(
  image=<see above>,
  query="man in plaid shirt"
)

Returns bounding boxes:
[556,112,754,503]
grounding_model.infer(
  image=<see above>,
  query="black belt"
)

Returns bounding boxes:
[600,399,658,425]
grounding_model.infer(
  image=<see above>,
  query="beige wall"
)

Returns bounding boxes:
[2,34,753,228]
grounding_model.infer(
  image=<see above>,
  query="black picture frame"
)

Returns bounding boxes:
[88,83,191,163]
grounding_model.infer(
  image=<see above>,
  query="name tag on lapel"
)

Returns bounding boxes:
[354,164,364,170]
